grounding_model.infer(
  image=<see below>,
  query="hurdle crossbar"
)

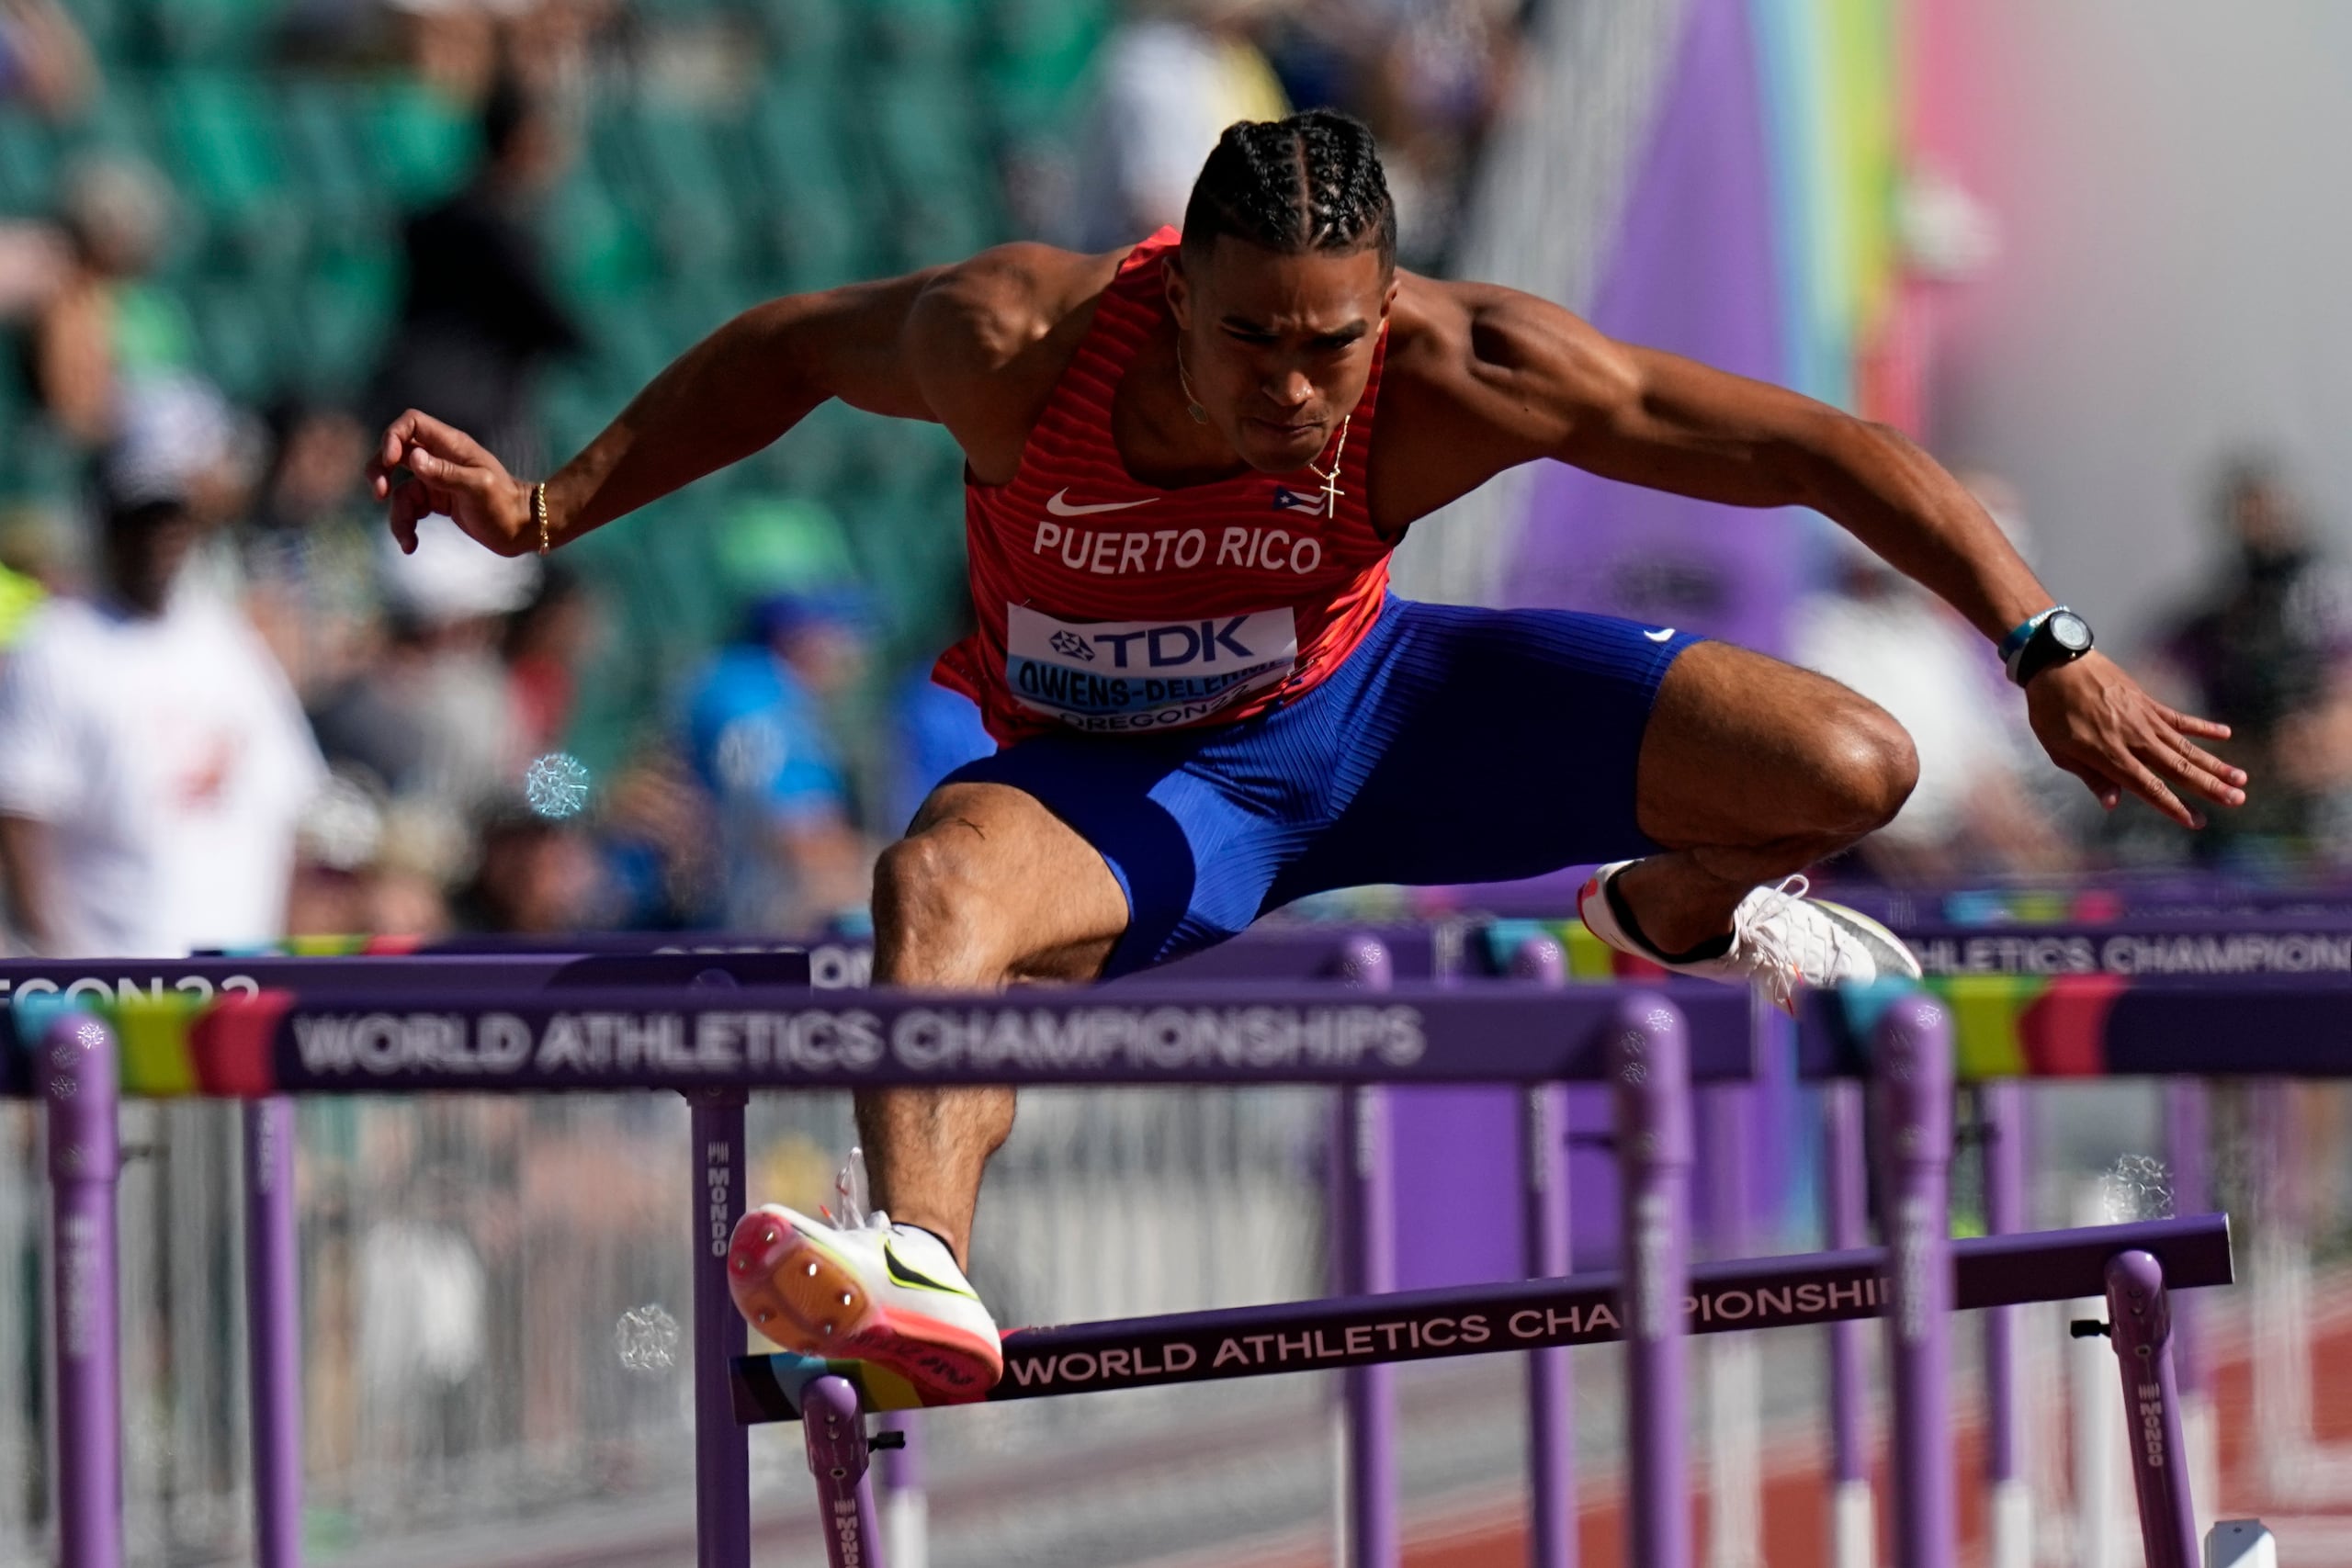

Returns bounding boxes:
[732,1214,2233,1420]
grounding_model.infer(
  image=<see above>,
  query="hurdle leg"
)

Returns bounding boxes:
[877,1414,927,1568]
[688,1088,752,1568]
[2165,1081,2219,1532]
[243,1098,303,1568]
[44,1010,124,1568]
[1331,936,1396,1568]
[803,1376,887,1568]
[2102,1251,2199,1568]
[1702,1082,1761,1568]
[1512,933,1576,1568]
[1611,993,1692,1568]
[1980,1082,2030,1568]
[1523,1082,1575,1568]
[1872,995,1954,1568]
[1822,1081,1873,1568]
[1334,1085,1397,1568]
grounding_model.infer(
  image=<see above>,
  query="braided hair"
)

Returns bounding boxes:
[1181,110,1397,265]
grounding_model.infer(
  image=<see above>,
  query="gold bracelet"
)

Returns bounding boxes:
[533,481,551,555]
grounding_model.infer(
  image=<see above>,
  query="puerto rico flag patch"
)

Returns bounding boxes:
[1270,486,1323,513]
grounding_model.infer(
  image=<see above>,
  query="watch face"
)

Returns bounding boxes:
[2049,612,2092,652]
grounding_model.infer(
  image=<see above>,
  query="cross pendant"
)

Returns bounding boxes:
[1322,471,1344,517]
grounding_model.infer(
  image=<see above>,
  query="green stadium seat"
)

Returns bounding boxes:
[615,101,746,282]
[544,169,659,307]
[277,81,385,255]
[741,86,874,287]
[288,271,394,405]
[137,0,276,65]
[866,71,987,194]
[366,81,470,209]
[746,0,848,73]
[859,0,976,68]
[70,0,131,68]
[151,69,307,277]
[181,279,282,404]
[0,111,54,215]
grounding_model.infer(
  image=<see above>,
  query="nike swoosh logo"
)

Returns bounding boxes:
[1046,488,1158,516]
[1644,627,1677,642]
[884,1240,978,1299]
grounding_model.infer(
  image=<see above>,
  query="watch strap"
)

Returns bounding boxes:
[2007,608,2093,686]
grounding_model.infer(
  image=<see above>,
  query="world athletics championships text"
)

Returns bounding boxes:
[288,1005,1429,1080]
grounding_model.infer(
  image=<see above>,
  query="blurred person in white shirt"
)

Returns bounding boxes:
[0,440,327,955]
[1792,479,2074,881]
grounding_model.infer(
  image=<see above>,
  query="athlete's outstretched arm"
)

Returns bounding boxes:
[368,268,946,558]
[1416,282,2246,827]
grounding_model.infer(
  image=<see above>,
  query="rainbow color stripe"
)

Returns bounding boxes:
[1750,0,1902,415]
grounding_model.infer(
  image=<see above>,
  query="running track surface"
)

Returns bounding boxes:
[1213,1274,2352,1568]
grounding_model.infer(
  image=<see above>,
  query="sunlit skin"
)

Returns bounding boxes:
[370,233,2249,1260]
[1160,239,1396,476]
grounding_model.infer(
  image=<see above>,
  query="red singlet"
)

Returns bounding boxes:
[935,230,1393,745]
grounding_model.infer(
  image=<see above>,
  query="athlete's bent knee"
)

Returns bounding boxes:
[1818,705,1918,835]
[872,832,993,977]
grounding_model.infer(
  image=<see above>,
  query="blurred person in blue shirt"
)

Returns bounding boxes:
[888,598,996,832]
[686,592,871,931]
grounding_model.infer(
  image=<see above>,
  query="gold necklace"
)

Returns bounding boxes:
[1305,416,1350,518]
[1177,339,1352,518]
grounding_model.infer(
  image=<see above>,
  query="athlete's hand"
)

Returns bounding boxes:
[2025,653,2246,828]
[368,409,534,558]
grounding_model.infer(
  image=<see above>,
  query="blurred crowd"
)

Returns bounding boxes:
[6,0,2352,964]
[0,0,1538,958]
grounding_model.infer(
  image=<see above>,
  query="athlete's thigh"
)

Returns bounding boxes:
[1633,638,1910,849]
[1275,602,1699,895]
[886,779,1132,985]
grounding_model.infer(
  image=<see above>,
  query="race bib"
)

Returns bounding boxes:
[1005,605,1298,733]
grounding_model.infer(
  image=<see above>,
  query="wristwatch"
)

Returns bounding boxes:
[2000,605,2095,687]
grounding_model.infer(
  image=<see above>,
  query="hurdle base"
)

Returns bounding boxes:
[1987,1477,2031,1568]
[2205,1520,2277,1568]
[1830,1479,1872,1568]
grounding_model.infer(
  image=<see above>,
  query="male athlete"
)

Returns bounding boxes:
[373,112,2245,1400]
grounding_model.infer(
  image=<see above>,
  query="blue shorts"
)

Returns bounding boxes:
[944,596,1702,976]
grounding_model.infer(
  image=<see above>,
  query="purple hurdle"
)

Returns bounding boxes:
[1822,1079,1872,1568]
[1611,991,1693,1568]
[243,1098,302,1568]
[1874,991,1955,1568]
[1510,933,1576,1568]
[1329,933,1398,1568]
[45,1009,124,1568]
[2102,1248,2199,1568]
[1980,1079,2030,1568]
[803,1375,882,1567]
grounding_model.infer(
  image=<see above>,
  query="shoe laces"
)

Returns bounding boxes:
[1727,874,1851,1012]
[820,1145,874,1231]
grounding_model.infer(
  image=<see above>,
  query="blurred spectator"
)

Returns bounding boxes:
[2152,457,2352,863]
[595,750,719,930]
[457,806,611,932]
[889,601,996,832]
[26,155,193,449]
[1073,0,1291,251]
[0,440,326,956]
[241,401,382,698]
[368,72,583,480]
[503,563,594,757]
[1792,517,2072,882]
[0,0,92,118]
[311,513,537,823]
[684,592,869,931]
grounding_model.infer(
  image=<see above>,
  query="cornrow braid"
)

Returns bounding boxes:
[1181,109,1397,265]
